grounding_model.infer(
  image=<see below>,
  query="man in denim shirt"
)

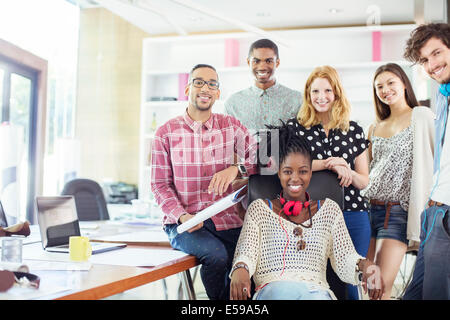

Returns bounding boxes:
[403,23,450,300]
[225,39,302,131]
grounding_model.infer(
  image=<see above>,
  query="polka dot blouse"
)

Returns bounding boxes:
[287,119,370,212]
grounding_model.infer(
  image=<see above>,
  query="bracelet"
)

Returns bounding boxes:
[355,259,364,282]
[356,258,364,272]
[230,262,249,276]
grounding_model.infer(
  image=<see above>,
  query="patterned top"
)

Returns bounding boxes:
[287,119,369,212]
[232,198,363,299]
[225,82,302,130]
[151,110,258,230]
[361,126,413,212]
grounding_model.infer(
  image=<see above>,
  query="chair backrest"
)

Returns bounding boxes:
[247,170,344,209]
[61,178,110,221]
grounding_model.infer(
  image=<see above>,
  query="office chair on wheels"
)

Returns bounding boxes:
[61,178,110,221]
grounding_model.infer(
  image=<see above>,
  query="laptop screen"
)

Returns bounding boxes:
[36,196,81,248]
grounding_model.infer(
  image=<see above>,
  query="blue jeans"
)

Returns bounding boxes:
[327,211,371,300]
[254,281,332,300]
[163,219,242,300]
[403,204,450,300]
[370,203,408,244]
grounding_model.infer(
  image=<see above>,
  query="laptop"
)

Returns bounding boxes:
[36,196,126,254]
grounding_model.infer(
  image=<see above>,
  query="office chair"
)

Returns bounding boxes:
[247,169,344,209]
[61,178,110,221]
[395,248,418,299]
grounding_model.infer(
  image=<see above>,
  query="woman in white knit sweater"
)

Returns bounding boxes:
[229,123,384,300]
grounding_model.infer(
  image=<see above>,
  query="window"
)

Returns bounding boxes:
[0,0,79,222]
[0,57,38,223]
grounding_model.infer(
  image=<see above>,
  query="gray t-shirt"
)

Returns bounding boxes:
[225,82,302,130]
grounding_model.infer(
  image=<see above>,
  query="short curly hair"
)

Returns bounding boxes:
[404,23,450,64]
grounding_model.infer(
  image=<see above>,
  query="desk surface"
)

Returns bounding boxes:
[2,222,199,300]
[35,249,199,300]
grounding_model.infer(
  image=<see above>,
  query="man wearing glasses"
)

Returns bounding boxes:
[225,39,302,131]
[151,64,258,300]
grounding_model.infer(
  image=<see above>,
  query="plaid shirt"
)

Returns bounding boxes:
[151,111,258,230]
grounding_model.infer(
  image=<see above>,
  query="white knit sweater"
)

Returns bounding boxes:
[232,198,363,299]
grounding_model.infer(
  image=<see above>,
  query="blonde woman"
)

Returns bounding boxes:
[362,63,434,300]
[287,66,370,300]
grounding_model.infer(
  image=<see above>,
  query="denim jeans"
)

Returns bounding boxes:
[369,203,408,244]
[254,281,332,300]
[403,204,450,300]
[327,211,371,300]
[163,219,242,300]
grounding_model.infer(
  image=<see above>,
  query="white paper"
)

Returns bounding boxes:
[22,242,188,267]
[90,230,168,243]
[177,186,246,234]
[88,247,188,267]
[26,260,92,271]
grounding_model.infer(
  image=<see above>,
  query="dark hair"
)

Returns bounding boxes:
[404,23,450,63]
[189,64,218,82]
[248,39,279,59]
[372,63,420,121]
[258,121,312,169]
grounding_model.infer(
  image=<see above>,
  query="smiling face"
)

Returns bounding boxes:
[310,77,335,114]
[374,71,407,106]
[419,37,450,84]
[248,47,280,89]
[185,67,220,112]
[278,152,312,202]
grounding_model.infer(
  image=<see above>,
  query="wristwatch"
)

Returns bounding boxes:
[232,163,248,177]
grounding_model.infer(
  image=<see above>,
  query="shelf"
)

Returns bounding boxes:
[139,25,419,201]
[143,24,417,44]
[144,61,411,77]
[145,66,248,76]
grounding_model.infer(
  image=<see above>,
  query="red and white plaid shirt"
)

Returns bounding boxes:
[151,110,258,230]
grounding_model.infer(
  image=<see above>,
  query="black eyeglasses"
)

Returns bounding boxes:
[190,78,220,90]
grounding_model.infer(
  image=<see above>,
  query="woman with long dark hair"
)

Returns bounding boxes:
[361,63,434,299]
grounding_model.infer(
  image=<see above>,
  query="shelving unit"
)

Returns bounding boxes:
[139,24,421,200]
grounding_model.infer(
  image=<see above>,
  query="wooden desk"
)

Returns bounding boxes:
[18,224,200,300]
[32,251,199,300]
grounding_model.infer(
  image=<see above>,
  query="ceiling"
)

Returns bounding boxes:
[72,0,447,36]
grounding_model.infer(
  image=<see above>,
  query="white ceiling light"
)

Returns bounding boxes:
[329,8,342,14]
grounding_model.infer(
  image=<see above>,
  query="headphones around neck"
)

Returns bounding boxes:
[439,83,450,97]
[279,192,310,216]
